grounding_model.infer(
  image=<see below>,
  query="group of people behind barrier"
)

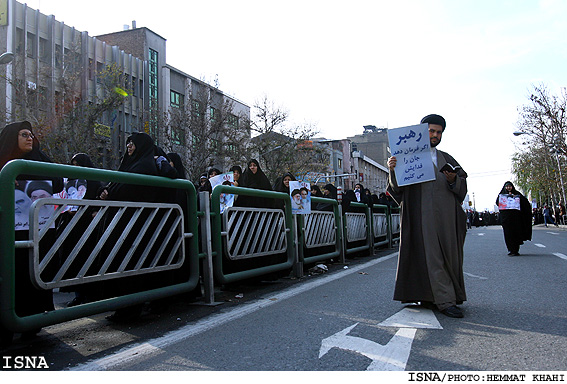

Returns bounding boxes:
[0,121,399,345]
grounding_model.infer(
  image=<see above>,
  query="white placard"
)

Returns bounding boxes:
[289,180,311,215]
[388,123,435,187]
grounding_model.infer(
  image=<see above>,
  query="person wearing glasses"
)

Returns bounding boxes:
[0,121,63,346]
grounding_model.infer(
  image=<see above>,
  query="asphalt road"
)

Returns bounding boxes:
[1,224,566,373]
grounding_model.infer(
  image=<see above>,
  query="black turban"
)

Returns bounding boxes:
[420,114,446,131]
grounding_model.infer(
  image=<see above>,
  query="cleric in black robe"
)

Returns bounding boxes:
[495,181,532,256]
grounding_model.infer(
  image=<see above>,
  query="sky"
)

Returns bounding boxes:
[24,0,567,211]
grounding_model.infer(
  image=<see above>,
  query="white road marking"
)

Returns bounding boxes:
[378,306,442,329]
[477,233,485,236]
[318,306,440,371]
[547,232,559,235]
[70,252,399,371]
[535,244,546,248]
[464,272,488,280]
[319,323,417,371]
[553,253,567,261]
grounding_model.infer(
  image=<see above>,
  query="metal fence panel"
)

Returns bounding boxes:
[27,199,185,290]
[304,211,336,248]
[345,212,367,242]
[223,207,287,260]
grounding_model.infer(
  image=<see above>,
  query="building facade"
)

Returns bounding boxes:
[0,0,250,173]
[347,125,390,169]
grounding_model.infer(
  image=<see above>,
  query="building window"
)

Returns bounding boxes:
[26,32,35,58]
[148,48,159,136]
[170,90,184,109]
[55,44,62,68]
[148,48,158,109]
[210,107,217,123]
[39,37,48,62]
[191,99,202,120]
[228,114,238,128]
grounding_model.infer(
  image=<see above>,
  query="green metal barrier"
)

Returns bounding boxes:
[0,159,200,333]
[370,204,390,248]
[210,185,295,284]
[297,196,343,266]
[343,201,373,257]
[389,206,401,245]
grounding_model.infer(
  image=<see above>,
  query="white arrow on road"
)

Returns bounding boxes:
[319,306,441,371]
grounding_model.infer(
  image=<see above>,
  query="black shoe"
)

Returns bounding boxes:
[419,301,436,310]
[440,305,464,318]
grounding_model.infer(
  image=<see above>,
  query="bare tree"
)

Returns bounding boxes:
[162,85,250,182]
[6,41,129,167]
[246,95,328,183]
[513,83,567,204]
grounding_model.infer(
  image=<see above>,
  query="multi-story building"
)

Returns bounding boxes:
[351,150,389,195]
[347,125,390,168]
[0,0,250,173]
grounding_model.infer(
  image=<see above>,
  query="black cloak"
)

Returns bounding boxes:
[104,132,158,202]
[235,159,274,208]
[496,181,532,253]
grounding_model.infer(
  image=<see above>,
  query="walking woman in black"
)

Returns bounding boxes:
[496,181,532,256]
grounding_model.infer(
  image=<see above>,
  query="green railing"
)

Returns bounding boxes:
[297,196,343,266]
[1,159,401,335]
[210,185,295,284]
[0,159,200,333]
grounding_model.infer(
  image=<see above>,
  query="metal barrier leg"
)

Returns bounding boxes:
[292,214,303,278]
[199,192,222,306]
[338,205,346,264]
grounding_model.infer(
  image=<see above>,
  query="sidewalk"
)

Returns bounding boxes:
[533,223,567,230]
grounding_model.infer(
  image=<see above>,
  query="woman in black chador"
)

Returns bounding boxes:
[234,159,274,208]
[98,132,161,322]
[496,181,532,256]
[0,121,63,345]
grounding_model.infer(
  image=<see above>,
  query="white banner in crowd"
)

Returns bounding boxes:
[498,194,521,211]
[210,173,235,213]
[15,179,56,231]
[387,123,435,187]
[289,180,311,215]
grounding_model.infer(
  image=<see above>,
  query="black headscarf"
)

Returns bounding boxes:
[311,185,323,198]
[105,132,158,201]
[117,132,158,175]
[235,159,274,208]
[0,121,63,193]
[167,153,186,179]
[0,121,52,169]
[273,172,296,194]
[239,159,272,191]
[323,184,338,200]
[498,181,519,195]
[71,153,96,168]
